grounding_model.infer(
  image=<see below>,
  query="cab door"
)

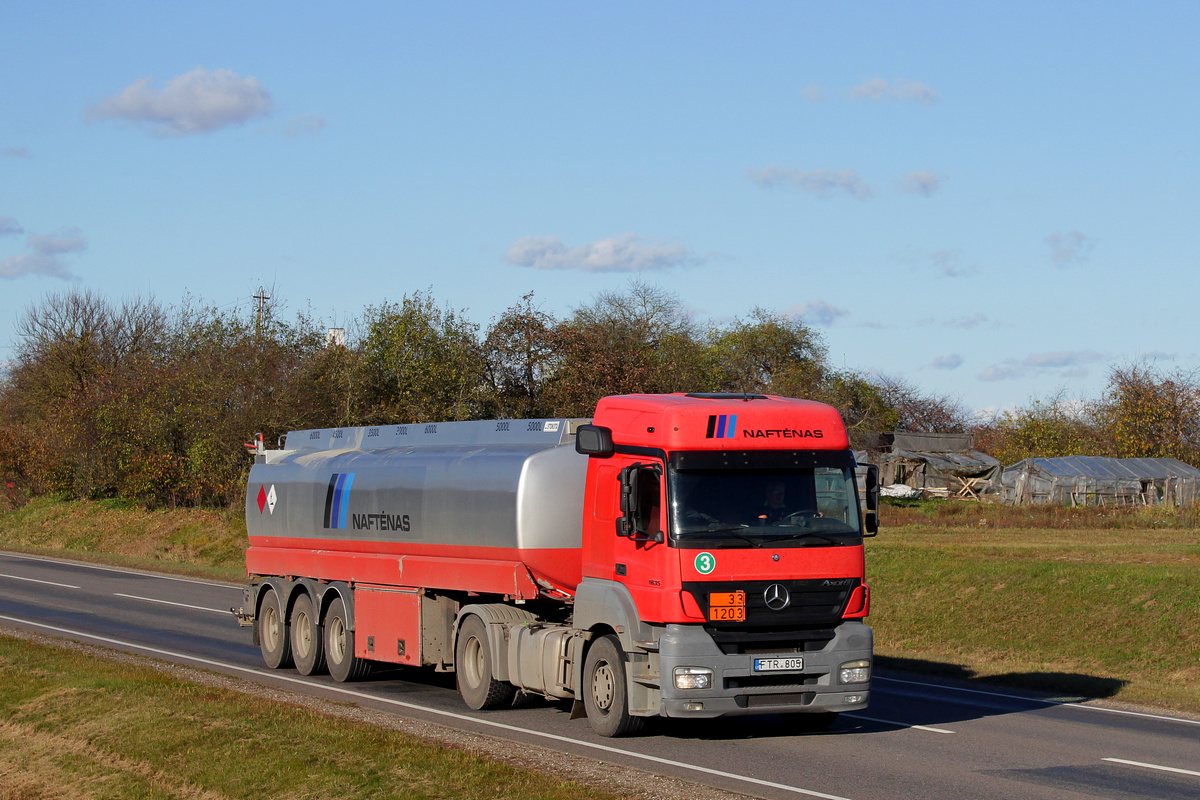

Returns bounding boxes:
[611,459,676,623]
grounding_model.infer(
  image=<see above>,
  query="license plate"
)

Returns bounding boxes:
[753,657,804,672]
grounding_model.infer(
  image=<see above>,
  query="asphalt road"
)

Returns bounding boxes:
[1,550,1198,800]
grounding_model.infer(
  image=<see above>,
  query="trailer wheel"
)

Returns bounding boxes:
[258,588,293,669]
[290,593,326,676]
[583,635,644,737]
[455,615,516,710]
[323,596,370,682]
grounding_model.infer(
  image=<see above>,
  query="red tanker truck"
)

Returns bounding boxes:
[238,392,879,736]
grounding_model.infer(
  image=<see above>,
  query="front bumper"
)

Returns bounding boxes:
[656,620,873,718]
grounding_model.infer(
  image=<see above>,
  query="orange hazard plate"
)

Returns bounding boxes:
[709,590,746,621]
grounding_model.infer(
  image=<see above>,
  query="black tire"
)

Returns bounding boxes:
[323,596,370,682]
[787,711,840,732]
[583,635,644,737]
[290,593,326,676]
[258,588,293,669]
[455,615,516,710]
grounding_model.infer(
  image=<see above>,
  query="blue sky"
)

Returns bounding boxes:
[3,1,1198,414]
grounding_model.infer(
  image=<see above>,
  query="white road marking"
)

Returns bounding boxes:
[876,675,1200,727]
[113,593,230,615]
[1103,758,1200,778]
[0,551,236,588]
[843,713,955,734]
[0,573,81,589]
[0,613,856,800]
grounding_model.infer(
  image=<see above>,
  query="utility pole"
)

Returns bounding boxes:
[252,287,271,334]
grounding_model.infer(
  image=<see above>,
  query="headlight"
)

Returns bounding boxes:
[838,659,870,684]
[673,667,713,690]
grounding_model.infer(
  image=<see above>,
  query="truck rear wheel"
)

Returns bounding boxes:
[455,615,516,710]
[583,635,644,737]
[323,596,370,682]
[290,593,326,676]
[258,588,293,669]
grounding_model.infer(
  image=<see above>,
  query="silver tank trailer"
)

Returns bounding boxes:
[246,419,589,589]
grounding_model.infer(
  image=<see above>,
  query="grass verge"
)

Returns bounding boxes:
[0,497,247,582]
[867,524,1200,712]
[0,632,627,800]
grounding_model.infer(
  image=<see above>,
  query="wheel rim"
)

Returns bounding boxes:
[328,615,346,664]
[463,636,484,688]
[591,661,615,712]
[262,604,279,651]
[294,610,311,658]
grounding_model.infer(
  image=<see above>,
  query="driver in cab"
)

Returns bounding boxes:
[757,479,790,525]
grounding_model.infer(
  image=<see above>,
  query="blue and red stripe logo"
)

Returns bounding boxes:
[323,473,355,529]
[705,414,738,439]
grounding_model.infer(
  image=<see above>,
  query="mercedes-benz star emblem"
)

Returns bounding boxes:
[764,583,790,611]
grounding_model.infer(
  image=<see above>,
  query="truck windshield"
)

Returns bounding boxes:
[668,466,862,548]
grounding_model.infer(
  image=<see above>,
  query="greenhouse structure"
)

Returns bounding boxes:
[876,432,1001,499]
[999,456,1200,507]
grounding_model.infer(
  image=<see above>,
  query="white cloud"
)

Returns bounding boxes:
[801,84,827,102]
[2,147,32,159]
[504,233,697,272]
[933,353,964,370]
[748,166,872,200]
[1046,230,1095,266]
[86,68,274,137]
[978,350,1106,382]
[0,216,23,236]
[784,299,848,327]
[0,227,86,280]
[918,312,997,329]
[1023,350,1105,369]
[285,113,328,137]
[849,78,939,105]
[949,313,995,329]
[978,362,1025,382]
[898,170,945,197]
[931,249,977,278]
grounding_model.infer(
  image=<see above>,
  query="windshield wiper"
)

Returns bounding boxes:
[764,531,845,546]
[676,525,764,547]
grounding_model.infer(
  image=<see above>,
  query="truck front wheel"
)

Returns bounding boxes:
[323,596,370,682]
[455,615,516,710]
[258,588,293,669]
[583,635,644,737]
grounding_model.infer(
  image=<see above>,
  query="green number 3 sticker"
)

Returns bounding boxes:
[694,552,715,575]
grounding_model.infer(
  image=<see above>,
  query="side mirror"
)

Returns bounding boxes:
[617,462,663,543]
[575,424,615,457]
[863,464,879,536]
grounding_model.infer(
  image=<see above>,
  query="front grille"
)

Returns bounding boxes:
[683,578,857,654]
[682,578,859,630]
[710,630,835,655]
[726,674,818,689]
[736,691,815,708]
